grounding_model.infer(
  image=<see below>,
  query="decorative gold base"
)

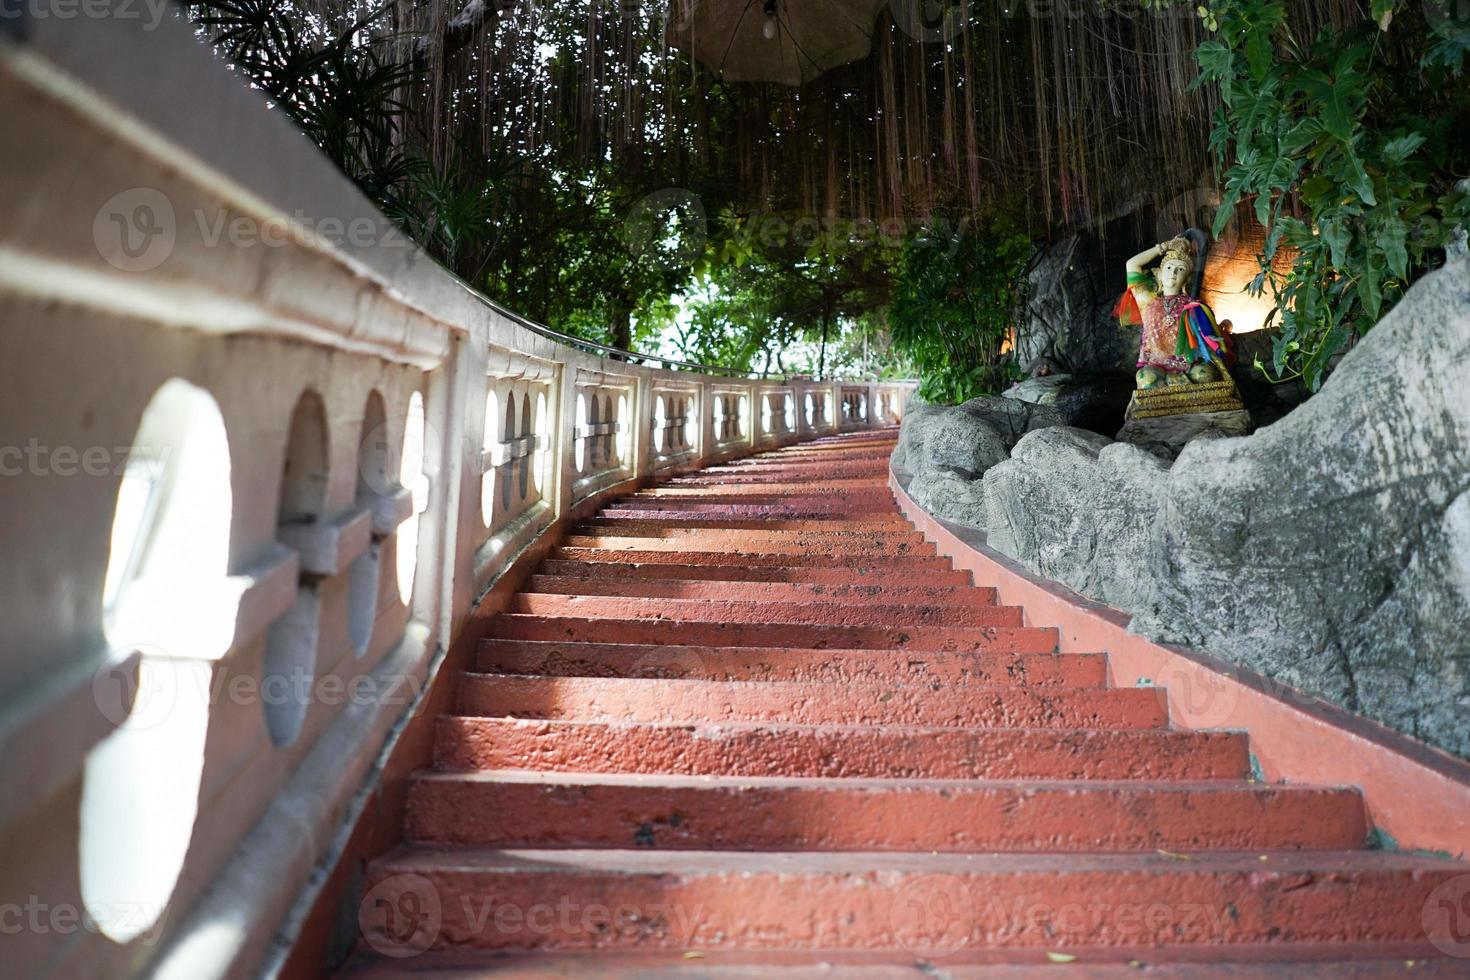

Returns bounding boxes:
[1126,379,1244,421]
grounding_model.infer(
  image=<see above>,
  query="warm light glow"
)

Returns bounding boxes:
[1201,225,1292,334]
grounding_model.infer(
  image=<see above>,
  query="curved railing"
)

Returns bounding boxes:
[0,11,913,980]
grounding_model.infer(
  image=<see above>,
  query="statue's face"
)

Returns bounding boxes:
[1158,258,1191,296]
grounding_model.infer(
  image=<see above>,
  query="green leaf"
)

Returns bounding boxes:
[1360,258,1384,320]
[1319,216,1352,268]
[1281,117,1322,155]
[1381,133,1427,164]
[1212,181,1246,238]
[1379,214,1409,280]
[1343,151,1379,206]
[1245,25,1274,81]
[1194,40,1235,97]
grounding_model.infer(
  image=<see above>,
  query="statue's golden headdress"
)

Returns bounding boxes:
[1159,236,1195,272]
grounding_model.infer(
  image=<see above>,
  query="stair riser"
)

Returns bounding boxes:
[405,781,1367,851]
[616,493,898,505]
[477,641,1104,686]
[737,452,893,464]
[552,548,953,569]
[586,516,911,531]
[358,866,1459,953]
[674,475,889,486]
[589,515,910,529]
[458,676,1167,729]
[522,576,998,607]
[634,481,894,494]
[434,718,1251,780]
[493,615,1059,653]
[703,460,889,473]
[538,560,973,587]
[562,535,937,557]
[507,595,1023,628]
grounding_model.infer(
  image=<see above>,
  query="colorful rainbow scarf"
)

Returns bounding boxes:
[1174,301,1226,364]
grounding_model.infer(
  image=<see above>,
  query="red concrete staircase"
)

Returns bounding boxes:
[343,429,1466,975]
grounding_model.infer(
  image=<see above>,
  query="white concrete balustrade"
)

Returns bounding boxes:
[0,11,912,980]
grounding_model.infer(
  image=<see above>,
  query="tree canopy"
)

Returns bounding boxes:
[186,0,1469,395]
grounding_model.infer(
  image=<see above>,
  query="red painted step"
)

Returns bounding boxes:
[404,771,1366,851]
[506,594,1023,628]
[538,559,975,587]
[457,674,1169,728]
[360,848,1462,954]
[434,716,1250,780]
[588,514,913,529]
[551,546,954,569]
[520,575,1000,607]
[561,532,937,557]
[337,951,1470,977]
[493,613,1059,652]
[477,639,1105,686]
[337,428,1469,975]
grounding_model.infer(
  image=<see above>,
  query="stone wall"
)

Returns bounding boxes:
[896,258,1470,759]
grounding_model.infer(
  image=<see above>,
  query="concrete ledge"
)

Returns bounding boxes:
[892,466,1470,859]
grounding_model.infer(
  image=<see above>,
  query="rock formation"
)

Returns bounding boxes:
[894,257,1470,758]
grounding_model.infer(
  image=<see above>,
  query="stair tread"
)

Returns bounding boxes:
[336,949,1470,977]
[373,846,1453,874]
[411,769,1333,792]
[439,715,1207,736]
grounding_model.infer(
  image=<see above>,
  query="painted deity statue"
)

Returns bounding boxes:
[1116,236,1233,391]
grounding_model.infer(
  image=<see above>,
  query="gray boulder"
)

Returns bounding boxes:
[983,428,1169,611]
[897,396,1064,526]
[890,400,946,473]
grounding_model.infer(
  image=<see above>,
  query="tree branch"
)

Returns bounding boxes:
[415,0,503,61]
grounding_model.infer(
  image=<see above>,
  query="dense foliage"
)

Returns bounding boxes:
[188,0,1469,397]
[1190,0,1470,389]
[187,0,739,351]
[888,218,1033,404]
